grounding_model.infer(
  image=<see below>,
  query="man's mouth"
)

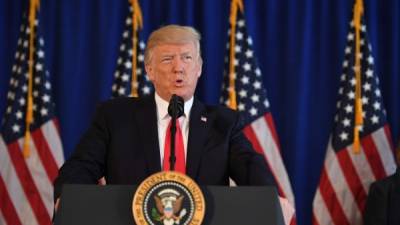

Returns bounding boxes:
[174,79,184,87]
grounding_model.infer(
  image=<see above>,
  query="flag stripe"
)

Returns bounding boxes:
[265,113,282,150]
[41,120,64,167]
[325,146,363,224]
[372,126,397,175]
[318,167,350,225]
[346,146,375,193]
[0,137,38,225]
[312,190,332,225]
[243,125,286,198]
[336,149,367,212]
[32,125,59,182]
[0,176,22,225]
[361,134,387,180]
[7,141,51,225]
[250,114,294,203]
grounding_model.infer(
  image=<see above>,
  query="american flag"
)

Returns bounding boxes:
[0,12,64,225]
[220,1,295,224]
[312,7,397,225]
[111,2,153,98]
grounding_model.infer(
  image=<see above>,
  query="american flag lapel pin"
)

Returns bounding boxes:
[200,116,207,122]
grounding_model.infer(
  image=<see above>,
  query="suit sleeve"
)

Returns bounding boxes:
[54,103,110,199]
[228,113,276,186]
[363,180,388,225]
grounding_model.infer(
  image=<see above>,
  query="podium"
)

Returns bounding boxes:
[54,184,285,225]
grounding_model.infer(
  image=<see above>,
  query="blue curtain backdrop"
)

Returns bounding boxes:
[1,0,399,224]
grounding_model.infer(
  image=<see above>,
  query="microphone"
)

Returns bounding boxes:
[168,94,184,119]
[167,94,184,171]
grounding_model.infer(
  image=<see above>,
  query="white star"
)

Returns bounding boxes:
[138,54,144,62]
[136,68,142,75]
[340,132,348,141]
[360,39,365,46]
[375,89,381,97]
[367,55,374,64]
[336,101,341,109]
[241,76,249,84]
[12,124,20,133]
[371,115,379,124]
[347,91,355,99]
[350,78,356,86]
[128,49,133,56]
[19,98,25,106]
[16,111,23,119]
[366,69,373,77]
[251,94,259,103]
[361,25,366,32]
[123,31,129,38]
[6,107,11,114]
[255,68,261,76]
[234,59,239,66]
[12,65,17,73]
[125,18,132,25]
[345,47,351,54]
[34,77,41,84]
[122,74,129,81]
[40,108,48,116]
[42,94,50,103]
[23,40,28,48]
[253,81,261,89]
[343,60,348,68]
[35,63,43,71]
[345,104,353,113]
[340,74,346,81]
[238,103,245,111]
[239,89,247,98]
[353,66,360,72]
[125,61,132,69]
[118,87,126,95]
[245,50,253,58]
[37,50,44,58]
[39,38,44,46]
[243,62,251,71]
[235,45,241,53]
[247,37,253,45]
[142,86,151,95]
[342,118,351,127]
[362,96,369,105]
[22,85,27,92]
[264,99,270,108]
[347,33,354,41]
[363,82,371,91]
[120,44,126,51]
[139,41,146,49]
[249,107,257,116]
[112,84,117,91]
[237,20,245,27]
[33,90,39,97]
[45,82,51,90]
[236,32,243,40]
[373,102,380,110]
[117,57,122,65]
[338,87,344,95]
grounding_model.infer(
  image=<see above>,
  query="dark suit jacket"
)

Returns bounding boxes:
[364,168,400,225]
[54,96,275,199]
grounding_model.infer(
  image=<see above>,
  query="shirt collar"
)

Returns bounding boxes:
[155,93,193,120]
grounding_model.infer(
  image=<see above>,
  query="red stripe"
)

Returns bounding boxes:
[318,168,350,225]
[289,215,297,225]
[243,125,286,198]
[312,214,320,225]
[336,149,367,212]
[264,113,282,150]
[0,176,22,225]
[52,118,62,135]
[31,127,59,182]
[383,125,394,151]
[361,134,387,180]
[7,142,52,225]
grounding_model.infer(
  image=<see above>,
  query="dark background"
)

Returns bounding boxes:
[1,1,399,224]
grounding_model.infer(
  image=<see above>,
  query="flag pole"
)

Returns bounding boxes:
[129,0,143,97]
[352,0,364,153]
[23,0,40,158]
[227,0,244,110]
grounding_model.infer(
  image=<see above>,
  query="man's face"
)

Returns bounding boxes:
[145,42,202,102]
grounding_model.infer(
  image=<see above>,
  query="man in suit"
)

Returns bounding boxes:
[363,149,400,225]
[54,25,274,203]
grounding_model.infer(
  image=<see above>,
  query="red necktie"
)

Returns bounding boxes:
[163,119,186,174]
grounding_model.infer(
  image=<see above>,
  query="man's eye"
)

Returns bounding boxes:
[183,55,193,62]
[161,58,172,63]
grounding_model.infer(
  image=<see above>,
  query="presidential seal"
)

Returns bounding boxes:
[132,171,205,225]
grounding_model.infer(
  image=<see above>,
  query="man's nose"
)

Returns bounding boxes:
[172,57,184,73]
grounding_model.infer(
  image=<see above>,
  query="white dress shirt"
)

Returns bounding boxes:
[155,93,193,167]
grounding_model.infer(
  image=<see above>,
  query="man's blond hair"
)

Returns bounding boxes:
[144,25,202,65]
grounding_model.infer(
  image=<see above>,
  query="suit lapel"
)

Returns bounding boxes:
[135,95,161,174]
[186,99,208,179]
